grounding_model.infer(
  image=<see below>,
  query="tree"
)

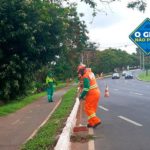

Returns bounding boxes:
[127,0,147,12]
[92,49,139,74]
[0,0,89,101]
[50,0,147,14]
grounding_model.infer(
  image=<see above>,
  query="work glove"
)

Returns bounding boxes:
[79,96,84,101]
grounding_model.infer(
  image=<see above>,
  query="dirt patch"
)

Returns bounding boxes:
[70,134,94,143]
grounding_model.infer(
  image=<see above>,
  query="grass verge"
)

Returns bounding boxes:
[22,86,77,150]
[0,83,66,116]
[138,70,150,81]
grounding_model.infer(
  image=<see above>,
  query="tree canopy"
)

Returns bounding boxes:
[91,49,139,74]
[0,0,89,100]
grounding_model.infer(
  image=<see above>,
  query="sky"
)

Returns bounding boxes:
[76,0,150,54]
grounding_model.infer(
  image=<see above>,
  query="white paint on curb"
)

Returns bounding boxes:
[54,97,80,150]
[88,128,95,150]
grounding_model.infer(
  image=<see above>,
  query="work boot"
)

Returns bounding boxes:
[87,124,94,128]
[93,122,101,128]
[48,95,52,102]
[50,96,54,102]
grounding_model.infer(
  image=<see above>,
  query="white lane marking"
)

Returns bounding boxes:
[118,116,143,127]
[88,128,95,150]
[99,106,109,111]
[130,92,143,96]
[114,89,119,91]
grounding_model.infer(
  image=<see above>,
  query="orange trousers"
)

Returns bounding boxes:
[84,88,101,126]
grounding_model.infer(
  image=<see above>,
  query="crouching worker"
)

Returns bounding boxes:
[46,72,56,102]
[77,64,101,128]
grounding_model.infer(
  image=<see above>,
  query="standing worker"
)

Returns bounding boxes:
[77,64,101,128]
[46,72,55,102]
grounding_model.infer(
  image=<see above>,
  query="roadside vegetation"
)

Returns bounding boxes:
[138,70,150,81]
[91,49,139,74]
[22,86,77,150]
[0,82,66,116]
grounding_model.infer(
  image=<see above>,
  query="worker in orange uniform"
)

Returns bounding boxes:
[77,64,101,128]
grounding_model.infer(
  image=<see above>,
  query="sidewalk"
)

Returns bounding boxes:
[0,86,71,150]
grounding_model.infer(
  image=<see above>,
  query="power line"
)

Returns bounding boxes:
[99,42,135,49]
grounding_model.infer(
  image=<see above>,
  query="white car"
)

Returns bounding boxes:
[122,70,127,76]
[112,73,120,79]
[125,71,133,79]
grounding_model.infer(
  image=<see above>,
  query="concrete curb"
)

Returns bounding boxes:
[54,97,80,150]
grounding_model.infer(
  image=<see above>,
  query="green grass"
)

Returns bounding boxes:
[55,82,66,89]
[22,87,77,150]
[138,70,150,81]
[0,92,46,116]
[0,83,67,116]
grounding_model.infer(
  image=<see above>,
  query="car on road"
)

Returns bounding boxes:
[122,70,127,76]
[112,73,120,79]
[125,71,133,79]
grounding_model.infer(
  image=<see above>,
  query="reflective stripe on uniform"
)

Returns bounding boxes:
[83,88,89,91]
[88,113,96,120]
[46,77,53,83]
[90,84,98,89]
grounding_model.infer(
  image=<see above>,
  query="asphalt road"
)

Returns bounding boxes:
[95,70,150,150]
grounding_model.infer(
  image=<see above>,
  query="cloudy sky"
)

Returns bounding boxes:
[76,0,150,54]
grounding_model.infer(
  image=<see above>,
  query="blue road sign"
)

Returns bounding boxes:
[129,18,150,55]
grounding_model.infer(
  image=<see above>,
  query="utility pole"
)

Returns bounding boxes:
[143,52,145,70]
[86,52,89,67]
[140,50,142,69]
[81,53,83,64]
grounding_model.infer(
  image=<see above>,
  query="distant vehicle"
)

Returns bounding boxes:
[122,70,127,76]
[125,71,133,79]
[112,73,120,79]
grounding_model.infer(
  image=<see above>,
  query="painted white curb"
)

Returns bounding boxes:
[54,97,80,150]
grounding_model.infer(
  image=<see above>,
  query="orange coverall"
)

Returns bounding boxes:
[79,69,101,127]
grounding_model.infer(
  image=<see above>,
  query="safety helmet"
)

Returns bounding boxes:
[86,68,91,72]
[77,64,86,73]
